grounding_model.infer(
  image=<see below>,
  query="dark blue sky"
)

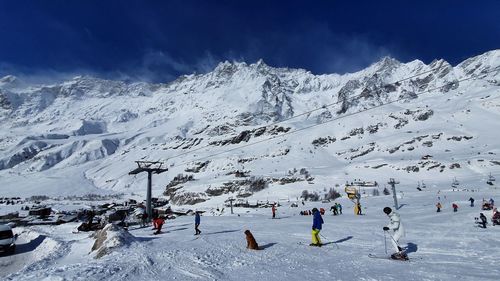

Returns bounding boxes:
[0,0,499,82]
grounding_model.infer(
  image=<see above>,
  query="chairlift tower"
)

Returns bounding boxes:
[227,197,235,214]
[388,178,400,209]
[129,161,168,219]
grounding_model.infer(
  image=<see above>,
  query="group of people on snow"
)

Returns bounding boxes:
[307,205,407,260]
[330,203,342,215]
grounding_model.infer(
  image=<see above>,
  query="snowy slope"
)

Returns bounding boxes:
[2,186,500,281]
[0,50,499,204]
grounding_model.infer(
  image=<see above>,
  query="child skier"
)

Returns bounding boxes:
[436,202,442,212]
[310,208,324,247]
[337,203,342,214]
[383,207,407,260]
[154,216,165,235]
[195,211,201,235]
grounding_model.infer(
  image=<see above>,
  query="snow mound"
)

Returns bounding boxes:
[91,224,135,259]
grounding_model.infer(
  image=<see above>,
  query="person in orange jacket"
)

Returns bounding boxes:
[436,202,442,212]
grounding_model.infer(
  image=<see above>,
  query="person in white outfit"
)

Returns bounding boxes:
[383,207,407,260]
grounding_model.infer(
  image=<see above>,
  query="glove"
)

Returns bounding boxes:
[383,227,389,231]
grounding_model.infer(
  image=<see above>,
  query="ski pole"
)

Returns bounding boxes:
[383,231,387,254]
[385,230,402,251]
[320,233,339,249]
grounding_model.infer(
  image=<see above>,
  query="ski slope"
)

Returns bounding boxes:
[2,184,499,281]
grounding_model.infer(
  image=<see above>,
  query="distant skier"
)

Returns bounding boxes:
[382,207,407,260]
[492,208,500,226]
[489,198,495,207]
[195,211,201,235]
[330,204,338,215]
[476,213,488,228]
[272,204,277,219]
[357,202,362,215]
[436,202,442,212]
[452,203,458,212]
[337,203,342,214]
[469,197,475,207]
[154,216,165,235]
[310,208,324,247]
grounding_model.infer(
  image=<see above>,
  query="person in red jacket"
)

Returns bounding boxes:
[452,203,458,212]
[154,216,165,235]
[272,203,277,219]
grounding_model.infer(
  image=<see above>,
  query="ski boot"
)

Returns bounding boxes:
[390,252,409,261]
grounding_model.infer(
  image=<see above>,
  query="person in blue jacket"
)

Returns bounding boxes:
[195,211,201,235]
[311,208,324,246]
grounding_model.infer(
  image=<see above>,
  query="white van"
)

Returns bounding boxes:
[0,224,16,254]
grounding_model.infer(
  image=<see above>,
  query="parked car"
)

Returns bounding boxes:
[0,224,17,254]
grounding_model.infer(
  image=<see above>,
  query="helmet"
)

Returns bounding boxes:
[312,208,318,213]
[383,207,392,215]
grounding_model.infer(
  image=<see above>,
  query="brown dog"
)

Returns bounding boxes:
[244,230,259,250]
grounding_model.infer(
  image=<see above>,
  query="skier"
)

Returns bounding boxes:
[436,202,442,212]
[489,198,495,207]
[154,216,165,235]
[452,203,458,212]
[272,203,277,219]
[338,203,342,214]
[469,197,475,207]
[330,204,338,215]
[382,207,407,260]
[476,213,488,228]
[357,202,362,215]
[310,208,324,247]
[492,208,500,226]
[195,211,201,235]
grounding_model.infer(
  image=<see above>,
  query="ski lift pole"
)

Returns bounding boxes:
[388,178,399,210]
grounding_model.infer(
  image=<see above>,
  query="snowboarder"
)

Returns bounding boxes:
[310,208,324,247]
[469,197,475,207]
[476,213,488,228]
[272,204,277,219]
[436,202,442,212]
[195,211,201,235]
[382,207,407,260]
[337,203,342,215]
[330,204,338,215]
[452,203,458,212]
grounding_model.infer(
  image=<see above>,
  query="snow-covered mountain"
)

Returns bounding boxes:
[1,50,499,205]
